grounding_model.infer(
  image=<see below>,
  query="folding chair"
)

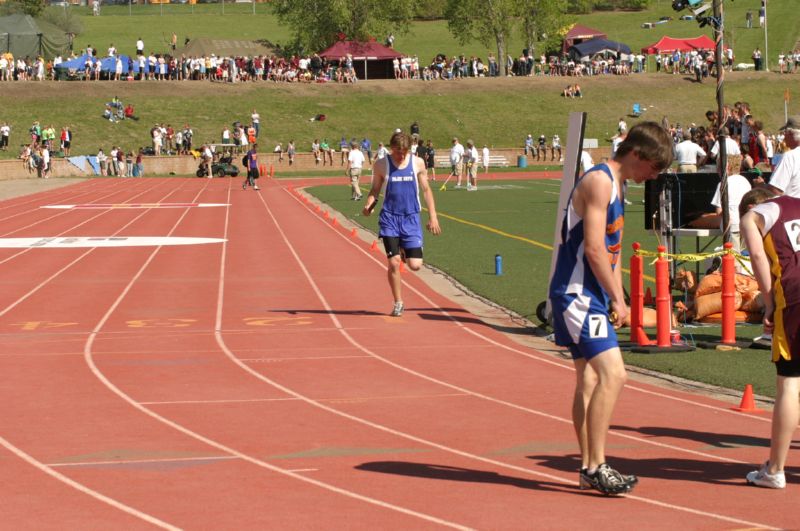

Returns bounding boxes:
[632,103,642,117]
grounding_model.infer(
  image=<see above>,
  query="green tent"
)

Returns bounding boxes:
[0,14,69,59]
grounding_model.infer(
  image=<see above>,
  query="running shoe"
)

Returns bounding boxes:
[579,464,637,495]
[254,186,260,191]
[390,301,404,317]
[746,462,786,489]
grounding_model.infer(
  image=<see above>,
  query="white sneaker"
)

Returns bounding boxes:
[254,186,260,190]
[455,184,462,188]
[468,186,477,191]
[746,462,786,489]
[390,301,404,317]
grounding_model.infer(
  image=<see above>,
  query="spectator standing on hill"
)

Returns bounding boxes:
[361,137,373,164]
[482,144,490,176]
[0,122,10,151]
[251,109,260,137]
[759,1,766,28]
[766,117,800,197]
[362,131,441,317]
[151,124,162,156]
[740,183,800,490]
[549,122,674,495]
[346,142,365,200]
[136,38,144,56]
[746,10,753,29]
[450,137,465,187]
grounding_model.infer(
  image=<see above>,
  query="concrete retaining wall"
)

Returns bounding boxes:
[0,147,613,181]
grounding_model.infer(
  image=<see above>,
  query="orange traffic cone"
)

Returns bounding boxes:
[370,240,379,252]
[350,228,357,238]
[314,205,321,213]
[643,286,654,306]
[270,165,275,178]
[732,384,763,413]
[331,217,339,227]
[399,262,407,273]
[323,211,329,219]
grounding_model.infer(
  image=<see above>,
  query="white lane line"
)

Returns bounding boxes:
[0,180,209,529]
[0,435,180,531]
[0,178,158,236]
[0,186,191,319]
[267,189,777,530]
[81,181,472,531]
[48,456,237,467]
[140,392,468,406]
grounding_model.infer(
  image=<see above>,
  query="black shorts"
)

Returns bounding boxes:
[248,167,260,179]
[0,136,7,147]
[382,236,422,260]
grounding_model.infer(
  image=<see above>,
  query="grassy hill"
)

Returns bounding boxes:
[1,72,796,160]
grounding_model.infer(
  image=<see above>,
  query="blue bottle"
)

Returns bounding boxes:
[495,254,503,275]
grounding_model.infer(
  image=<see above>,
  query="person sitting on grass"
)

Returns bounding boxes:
[124,104,138,121]
[563,85,575,98]
[103,105,118,123]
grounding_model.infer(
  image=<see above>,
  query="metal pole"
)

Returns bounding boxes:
[252,0,255,15]
[129,0,131,16]
[763,0,769,71]
[714,0,730,245]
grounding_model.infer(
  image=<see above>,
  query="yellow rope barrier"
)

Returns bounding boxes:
[633,246,751,271]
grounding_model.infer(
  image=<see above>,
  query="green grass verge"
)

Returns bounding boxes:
[307,178,778,397]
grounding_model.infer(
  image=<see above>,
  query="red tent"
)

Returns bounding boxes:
[562,25,607,53]
[319,40,403,80]
[641,35,717,54]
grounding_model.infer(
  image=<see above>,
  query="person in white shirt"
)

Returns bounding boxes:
[449,137,465,187]
[482,144,490,175]
[375,142,389,161]
[251,109,260,138]
[711,154,751,254]
[41,146,50,179]
[136,38,144,56]
[674,131,707,172]
[465,140,479,190]
[108,44,116,57]
[710,129,741,160]
[0,122,10,151]
[767,116,800,198]
[346,143,365,200]
[580,150,594,173]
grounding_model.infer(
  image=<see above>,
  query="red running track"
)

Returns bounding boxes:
[0,176,796,530]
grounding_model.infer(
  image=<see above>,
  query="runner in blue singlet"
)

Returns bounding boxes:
[362,131,441,317]
[548,122,673,495]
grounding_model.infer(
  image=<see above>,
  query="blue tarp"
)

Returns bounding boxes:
[55,54,136,74]
[568,38,632,61]
[54,53,94,70]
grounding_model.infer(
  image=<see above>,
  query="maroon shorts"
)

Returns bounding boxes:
[774,303,800,377]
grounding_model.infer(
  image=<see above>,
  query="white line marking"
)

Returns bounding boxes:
[271,189,778,529]
[0,435,179,530]
[0,236,226,248]
[43,203,230,210]
[81,182,473,531]
[140,392,468,406]
[48,456,237,467]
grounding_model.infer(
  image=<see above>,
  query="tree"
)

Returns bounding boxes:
[270,0,415,54]
[1,0,46,17]
[517,0,570,59]
[444,0,516,76]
